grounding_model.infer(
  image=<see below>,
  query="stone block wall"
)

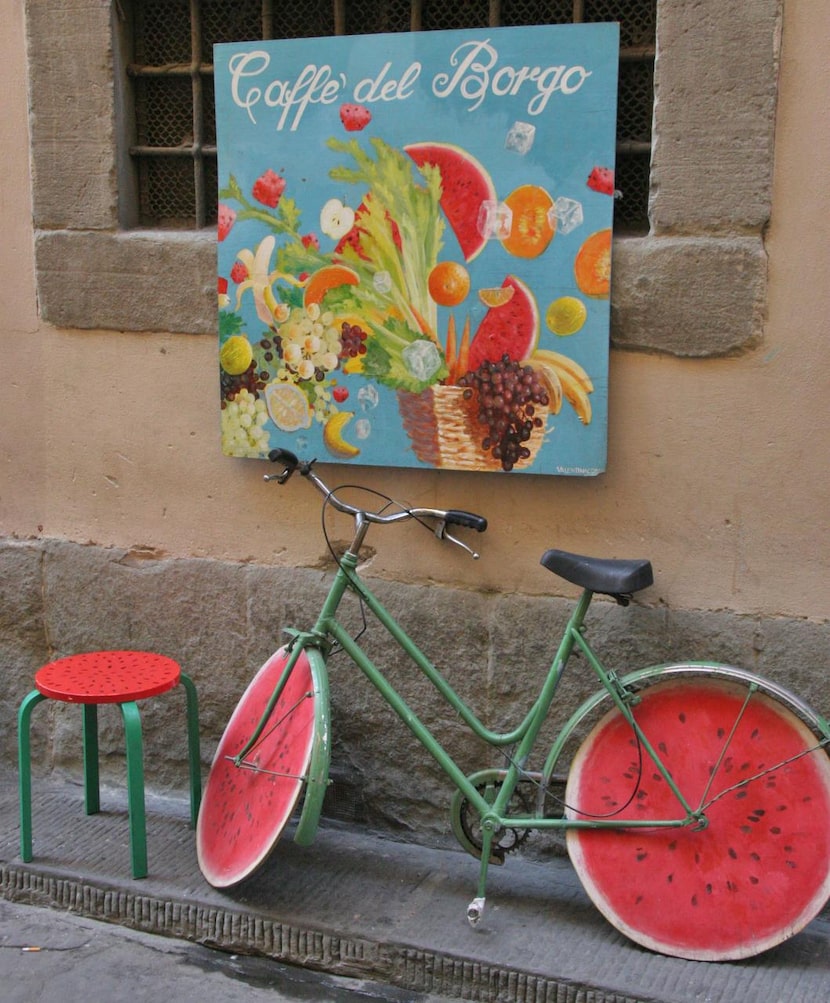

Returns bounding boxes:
[3,538,828,849]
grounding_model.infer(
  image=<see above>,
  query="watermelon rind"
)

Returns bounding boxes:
[404,141,497,262]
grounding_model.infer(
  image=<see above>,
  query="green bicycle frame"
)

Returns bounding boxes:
[282,548,700,849]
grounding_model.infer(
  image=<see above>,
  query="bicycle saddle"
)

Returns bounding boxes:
[540,549,654,598]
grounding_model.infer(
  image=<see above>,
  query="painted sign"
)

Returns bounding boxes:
[215,24,619,474]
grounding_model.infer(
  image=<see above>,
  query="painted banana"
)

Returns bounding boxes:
[526,349,593,425]
[531,348,594,394]
[322,410,360,459]
[522,357,563,414]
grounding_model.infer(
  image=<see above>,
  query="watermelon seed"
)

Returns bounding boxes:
[735,789,748,799]
[786,860,797,869]
[668,840,677,851]
[784,845,794,852]
[776,804,788,812]
[658,741,668,754]
[750,852,761,861]
[726,880,737,892]
[728,847,738,859]
[717,727,725,738]
[770,826,782,834]
[691,894,698,907]
[740,825,751,833]
[705,883,713,895]
[636,790,648,800]
[751,728,760,739]
[636,851,648,861]
[741,761,751,771]
[749,875,760,884]
[667,873,673,883]
[651,772,663,782]
[635,895,643,905]
[679,713,687,723]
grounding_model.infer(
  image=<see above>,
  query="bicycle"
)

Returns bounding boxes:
[197,448,830,962]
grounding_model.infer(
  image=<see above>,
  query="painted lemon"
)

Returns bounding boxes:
[323,411,360,459]
[545,296,588,336]
[220,335,253,376]
[264,382,312,433]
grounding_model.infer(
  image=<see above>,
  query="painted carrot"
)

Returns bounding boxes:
[445,314,457,378]
[457,315,471,379]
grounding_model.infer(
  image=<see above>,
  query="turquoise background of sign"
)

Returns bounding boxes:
[215,23,619,475]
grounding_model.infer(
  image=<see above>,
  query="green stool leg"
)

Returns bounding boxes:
[18,689,47,862]
[119,700,148,879]
[82,703,100,815]
[179,672,201,827]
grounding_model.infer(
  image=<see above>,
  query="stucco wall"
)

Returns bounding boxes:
[1,1,829,836]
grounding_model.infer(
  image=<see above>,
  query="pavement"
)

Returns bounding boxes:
[1,776,829,1003]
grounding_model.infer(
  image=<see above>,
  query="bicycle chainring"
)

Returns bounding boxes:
[455,777,535,863]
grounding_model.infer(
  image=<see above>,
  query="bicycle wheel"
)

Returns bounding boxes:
[197,645,326,888]
[565,676,830,960]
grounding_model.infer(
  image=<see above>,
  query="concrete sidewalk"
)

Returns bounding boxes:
[1,777,828,1003]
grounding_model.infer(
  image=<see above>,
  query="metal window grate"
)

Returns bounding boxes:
[127,0,655,231]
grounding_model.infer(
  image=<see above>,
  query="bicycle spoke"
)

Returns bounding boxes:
[225,756,306,781]
[696,682,756,810]
[237,690,313,761]
[700,736,830,812]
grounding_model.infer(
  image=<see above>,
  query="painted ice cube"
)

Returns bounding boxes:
[477,199,513,240]
[505,121,536,155]
[551,196,584,235]
[402,339,443,382]
[295,435,309,451]
[373,270,392,294]
[354,418,371,440]
[357,384,379,410]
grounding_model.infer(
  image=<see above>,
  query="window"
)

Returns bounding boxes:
[126,0,655,233]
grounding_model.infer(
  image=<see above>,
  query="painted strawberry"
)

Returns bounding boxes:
[301,232,320,250]
[230,261,248,284]
[587,166,615,196]
[217,204,236,241]
[332,386,349,403]
[217,277,228,296]
[252,169,286,208]
[339,103,372,132]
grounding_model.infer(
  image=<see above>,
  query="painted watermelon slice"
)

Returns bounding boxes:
[196,646,321,888]
[566,678,830,960]
[404,141,496,262]
[467,275,540,371]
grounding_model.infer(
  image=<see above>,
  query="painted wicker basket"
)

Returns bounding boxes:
[397,384,548,471]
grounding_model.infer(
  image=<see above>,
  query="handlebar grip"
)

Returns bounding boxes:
[445,510,487,533]
[268,448,299,469]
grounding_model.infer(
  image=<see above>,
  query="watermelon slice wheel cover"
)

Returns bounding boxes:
[565,678,830,960]
[196,646,326,888]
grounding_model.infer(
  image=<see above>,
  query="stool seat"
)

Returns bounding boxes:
[35,651,181,704]
[19,650,200,879]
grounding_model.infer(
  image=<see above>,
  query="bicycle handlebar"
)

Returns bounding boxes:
[265,447,487,558]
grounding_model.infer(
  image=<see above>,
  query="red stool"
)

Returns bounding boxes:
[18,650,201,878]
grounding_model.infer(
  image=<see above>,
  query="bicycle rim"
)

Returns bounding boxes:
[565,676,830,961]
[197,646,320,888]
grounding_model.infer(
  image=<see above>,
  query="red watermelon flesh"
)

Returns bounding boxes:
[196,647,317,888]
[467,275,540,371]
[566,679,830,960]
[404,141,496,262]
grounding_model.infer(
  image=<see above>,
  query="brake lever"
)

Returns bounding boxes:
[436,521,481,560]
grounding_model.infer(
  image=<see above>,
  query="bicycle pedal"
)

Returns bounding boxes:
[466,896,486,927]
